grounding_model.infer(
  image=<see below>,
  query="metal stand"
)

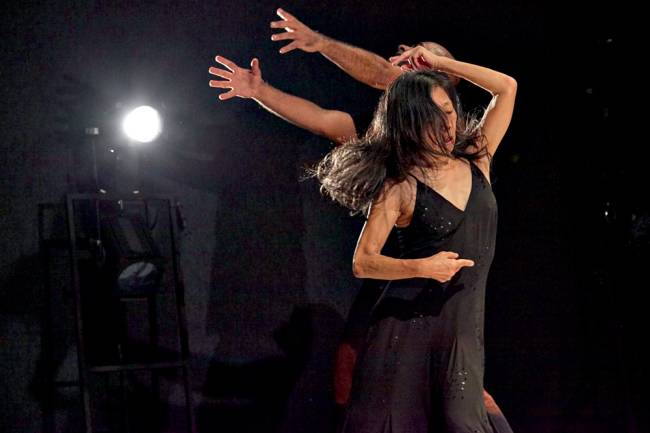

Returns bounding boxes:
[55,193,196,433]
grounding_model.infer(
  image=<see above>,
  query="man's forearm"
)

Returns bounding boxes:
[253,82,330,136]
[317,35,401,90]
[252,82,355,143]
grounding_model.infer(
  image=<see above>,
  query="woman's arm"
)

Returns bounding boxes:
[390,48,517,157]
[209,55,357,145]
[352,180,474,281]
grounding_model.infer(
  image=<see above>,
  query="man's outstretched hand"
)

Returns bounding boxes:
[208,55,264,100]
[270,8,324,54]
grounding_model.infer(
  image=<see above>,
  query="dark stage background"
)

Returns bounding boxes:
[2,1,638,433]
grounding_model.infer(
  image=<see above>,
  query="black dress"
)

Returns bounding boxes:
[340,160,504,433]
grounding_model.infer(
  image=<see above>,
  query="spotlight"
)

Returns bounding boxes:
[122,105,162,143]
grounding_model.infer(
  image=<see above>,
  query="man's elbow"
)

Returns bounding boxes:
[318,112,356,145]
[311,123,332,141]
[324,132,352,147]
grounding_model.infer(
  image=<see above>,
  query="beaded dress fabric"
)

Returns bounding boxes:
[340,160,505,433]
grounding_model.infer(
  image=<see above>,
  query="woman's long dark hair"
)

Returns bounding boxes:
[311,70,490,215]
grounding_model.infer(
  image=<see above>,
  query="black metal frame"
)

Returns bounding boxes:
[61,193,195,433]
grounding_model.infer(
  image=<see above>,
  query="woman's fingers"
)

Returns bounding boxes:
[408,57,416,69]
[414,54,431,68]
[456,259,475,268]
[388,54,405,65]
[428,251,475,282]
[389,46,427,67]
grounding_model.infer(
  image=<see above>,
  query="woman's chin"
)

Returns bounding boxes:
[444,141,455,152]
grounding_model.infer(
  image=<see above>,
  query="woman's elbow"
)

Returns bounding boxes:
[503,75,517,93]
[352,256,366,278]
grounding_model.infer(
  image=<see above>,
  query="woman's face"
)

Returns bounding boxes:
[430,86,457,152]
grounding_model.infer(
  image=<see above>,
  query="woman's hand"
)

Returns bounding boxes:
[208,55,264,100]
[388,45,445,71]
[421,251,474,282]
